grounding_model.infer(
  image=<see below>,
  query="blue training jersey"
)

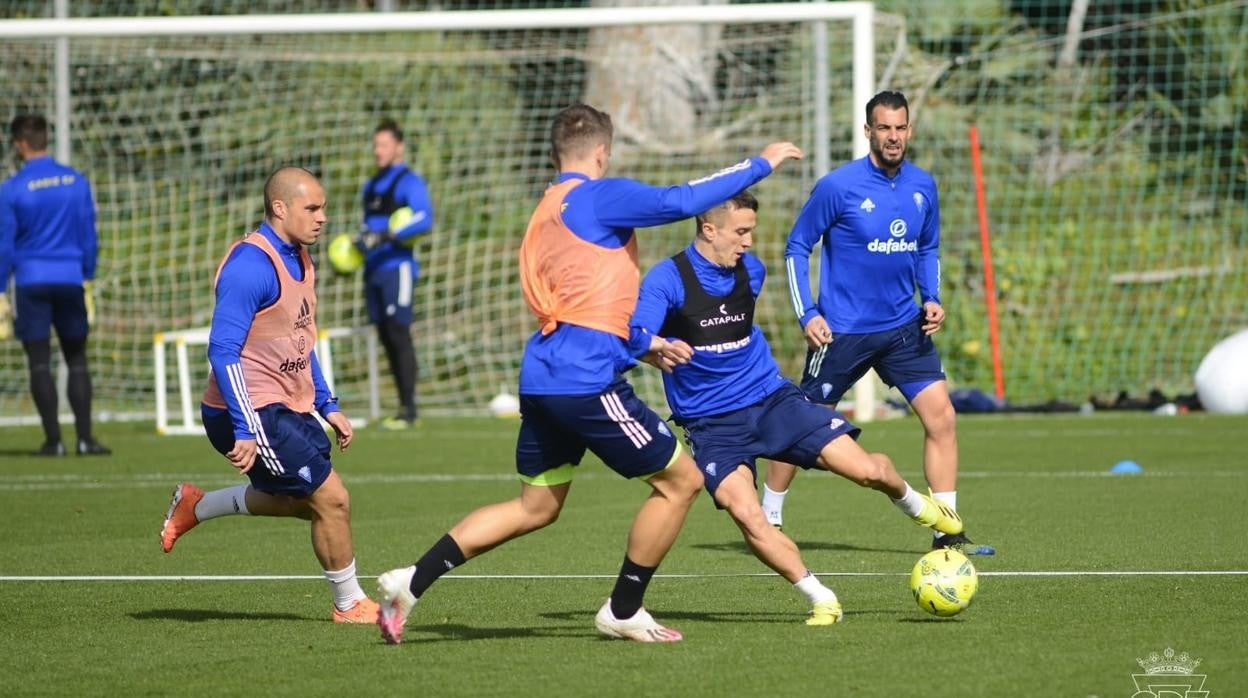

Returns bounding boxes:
[785,156,941,334]
[0,155,98,289]
[519,156,775,396]
[203,222,339,440]
[360,163,434,277]
[632,244,787,419]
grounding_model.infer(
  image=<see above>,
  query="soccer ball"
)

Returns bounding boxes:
[910,548,978,617]
[488,390,521,418]
[389,206,421,248]
[326,233,364,275]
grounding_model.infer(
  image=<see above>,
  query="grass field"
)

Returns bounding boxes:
[1,413,1245,697]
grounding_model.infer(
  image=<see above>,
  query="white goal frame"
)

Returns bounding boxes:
[1,2,879,422]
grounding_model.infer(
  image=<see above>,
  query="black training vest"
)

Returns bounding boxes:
[363,168,411,217]
[658,250,754,347]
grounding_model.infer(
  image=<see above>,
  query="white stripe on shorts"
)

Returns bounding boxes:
[807,344,827,379]
[397,262,412,308]
[226,363,284,475]
[599,391,652,449]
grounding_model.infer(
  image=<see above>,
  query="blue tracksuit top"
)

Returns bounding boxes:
[785,156,941,334]
[0,155,98,288]
[360,163,434,277]
[203,222,339,440]
[632,244,787,419]
[518,156,774,396]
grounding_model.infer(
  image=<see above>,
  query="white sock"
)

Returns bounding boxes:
[193,485,250,521]
[794,571,837,604]
[762,484,788,526]
[325,559,367,611]
[931,491,957,539]
[890,483,925,517]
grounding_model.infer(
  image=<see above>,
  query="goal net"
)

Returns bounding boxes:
[2,0,1244,425]
[0,2,874,422]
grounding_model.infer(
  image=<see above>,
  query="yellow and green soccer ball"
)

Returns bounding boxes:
[910,548,978,617]
[326,233,364,275]
[388,206,420,248]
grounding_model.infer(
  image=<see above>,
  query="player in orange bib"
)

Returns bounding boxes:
[159,167,379,624]
[375,104,802,644]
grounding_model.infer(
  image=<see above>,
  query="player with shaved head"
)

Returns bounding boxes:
[159,166,380,624]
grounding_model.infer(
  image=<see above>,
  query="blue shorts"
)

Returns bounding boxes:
[801,312,945,404]
[515,378,680,483]
[202,404,333,498]
[365,262,414,325]
[678,383,860,498]
[13,284,88,343]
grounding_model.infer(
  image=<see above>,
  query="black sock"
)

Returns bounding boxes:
[610,556,657,620]
[408,534,467,599]
[62,337,93,443]
[23,340,60,444]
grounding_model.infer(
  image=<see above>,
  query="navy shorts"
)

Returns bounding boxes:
[679,382,860,498]
[515,378,680,483]
[365,262,414,325]
[13,284,88,343]
[801,311,945,404]
[202,404,333,498]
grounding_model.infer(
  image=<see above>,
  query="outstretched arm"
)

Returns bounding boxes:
[595,142,803,229]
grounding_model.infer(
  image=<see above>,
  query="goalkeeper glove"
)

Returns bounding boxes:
[354,223,391,250]
[83,281,96,327]
[0,293,11,341]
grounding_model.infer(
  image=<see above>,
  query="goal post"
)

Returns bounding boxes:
[152,326,381,435]
[0,2,878,424]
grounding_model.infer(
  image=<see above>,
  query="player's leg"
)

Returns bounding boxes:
[15,286,62,454]
[764,334,874,527]
[756,383,961,536]
[909,379,957,492]
[711,463,842,625]
[760,460,797,528]
[813,429,961,536]
[373,264,417,428]
[581,379,699,642]
[377,397,577,643]
[879,316,990,553]
[49,284,107,454]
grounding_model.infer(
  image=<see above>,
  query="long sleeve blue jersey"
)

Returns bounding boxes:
[519,156,774,396]
[632,244,787,419]
[360,164,434,277]
[203,222,339,440]
[785,156,941,334]
[0,155,98,289]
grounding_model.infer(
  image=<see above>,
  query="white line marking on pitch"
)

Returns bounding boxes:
[0,469,1243,491]
[2,570,1245,582]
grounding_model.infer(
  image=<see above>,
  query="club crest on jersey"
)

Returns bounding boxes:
[913,192,926,214]
[860,197,876,212]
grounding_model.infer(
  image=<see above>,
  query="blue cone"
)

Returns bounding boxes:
[1110,460,1143,474]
